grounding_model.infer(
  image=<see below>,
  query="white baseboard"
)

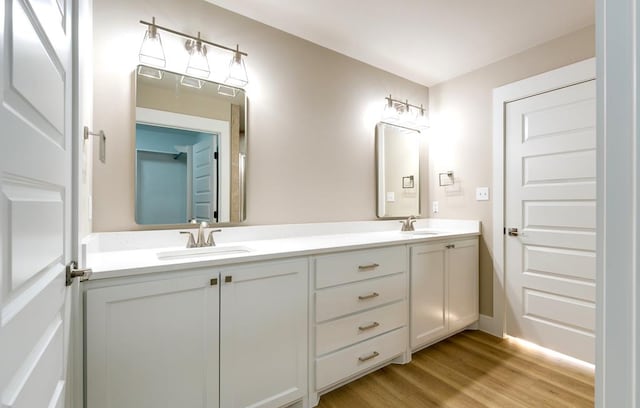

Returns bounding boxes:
[478,314,502,337]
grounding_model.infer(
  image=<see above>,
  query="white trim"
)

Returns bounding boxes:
[135,107,231,223]
[485,58,596,337]
[597,0,640,404]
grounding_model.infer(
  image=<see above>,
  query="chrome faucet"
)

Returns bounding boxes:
[196,221,209,247]
[399,215,417,231]
[180,221,222,248]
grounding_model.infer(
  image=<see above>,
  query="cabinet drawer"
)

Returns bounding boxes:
[315,246,406,289]
[315,327,407,390]
[316,301,407,356]
[315,273,405,322]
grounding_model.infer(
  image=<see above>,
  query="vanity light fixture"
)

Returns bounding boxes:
[185,32,210,78]
[225,45,249,88]
[382,95,400,121]
[138,17,166,68]
[139,18,249,87]
[383,95,429,129]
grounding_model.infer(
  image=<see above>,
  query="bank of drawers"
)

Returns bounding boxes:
[313,246,408,390]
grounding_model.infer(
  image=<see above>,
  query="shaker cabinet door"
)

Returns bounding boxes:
[86,275,220,408]
[220,259,308,408]
[448,239,479,332]
[410,243,448,350]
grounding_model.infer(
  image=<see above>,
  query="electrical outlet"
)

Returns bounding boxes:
[476,187,489,201]
[432,201,439,214]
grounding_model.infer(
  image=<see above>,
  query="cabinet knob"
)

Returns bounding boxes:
[224,276,233,283]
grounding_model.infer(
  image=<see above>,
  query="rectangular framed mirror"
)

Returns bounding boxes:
[135,65,247,225]
[376,122,421,218]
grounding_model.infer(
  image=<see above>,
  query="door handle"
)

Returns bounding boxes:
[508,228,519,237]
[66,261,92,286]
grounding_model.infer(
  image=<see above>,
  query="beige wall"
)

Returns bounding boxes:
[427,25,595,316]
[92,0,429,231]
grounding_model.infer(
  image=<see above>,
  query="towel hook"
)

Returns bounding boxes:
[84,126,106,163]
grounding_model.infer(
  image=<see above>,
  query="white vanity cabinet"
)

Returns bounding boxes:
[410,237,479,351]
[311,246,409,401]
[85,258,308,408]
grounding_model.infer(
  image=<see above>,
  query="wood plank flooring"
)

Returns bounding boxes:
[317,330,594,408]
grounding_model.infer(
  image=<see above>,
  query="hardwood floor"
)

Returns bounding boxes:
[317,330,594,408]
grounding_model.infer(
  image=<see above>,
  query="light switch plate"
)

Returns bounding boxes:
[476,187,489,201]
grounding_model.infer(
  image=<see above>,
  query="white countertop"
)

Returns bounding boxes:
[85,219,481,280]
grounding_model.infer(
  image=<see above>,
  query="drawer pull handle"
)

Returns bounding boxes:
[358,263,380,271]
[358,292,380,300]
[445,244,456,249]
[358,322,380,331]
[358,351,380,362]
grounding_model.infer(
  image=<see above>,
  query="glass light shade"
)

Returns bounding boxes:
[186,43,210,78]
[180,75,205,89]
[401,106,418,124]
[139,28,166,67]
[225,53,249,88]
[137,65,163,80]
[416,113,430,128]
[382,100,399,121]
[217,84,237,97]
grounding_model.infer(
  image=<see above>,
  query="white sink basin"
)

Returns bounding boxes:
[157,245,254,260]
[402,230,444,236]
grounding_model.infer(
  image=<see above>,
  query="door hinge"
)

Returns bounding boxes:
[66,261,92,286]
[213,151,218,160]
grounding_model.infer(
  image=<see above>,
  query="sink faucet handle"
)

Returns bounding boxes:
[205,229,222,247]
[180,231,197,248]
[400,216,417,231]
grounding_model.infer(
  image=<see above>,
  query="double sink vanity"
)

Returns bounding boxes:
[82,218,480,408]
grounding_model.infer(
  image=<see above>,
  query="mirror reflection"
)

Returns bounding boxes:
[376,122,421,218]
[135,65,247,225]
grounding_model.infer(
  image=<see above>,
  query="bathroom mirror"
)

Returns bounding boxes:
[135,65,247,225]
[376,122,421,218]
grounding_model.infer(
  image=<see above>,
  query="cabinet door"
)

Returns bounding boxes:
[220,259,308,408]
[86,275,220,408]
[448,238,479,332]
[410,243,448,350]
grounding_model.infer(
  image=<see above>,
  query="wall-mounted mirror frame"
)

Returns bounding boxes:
[376,122,421,218]
[134,65,247,226]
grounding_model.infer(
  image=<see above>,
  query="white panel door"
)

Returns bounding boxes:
[192,137,217,222]
[505,80,596,363]
[220,259,308,408]
[0,0,74,407]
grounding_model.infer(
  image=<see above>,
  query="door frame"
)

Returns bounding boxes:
[482,58,596,337]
